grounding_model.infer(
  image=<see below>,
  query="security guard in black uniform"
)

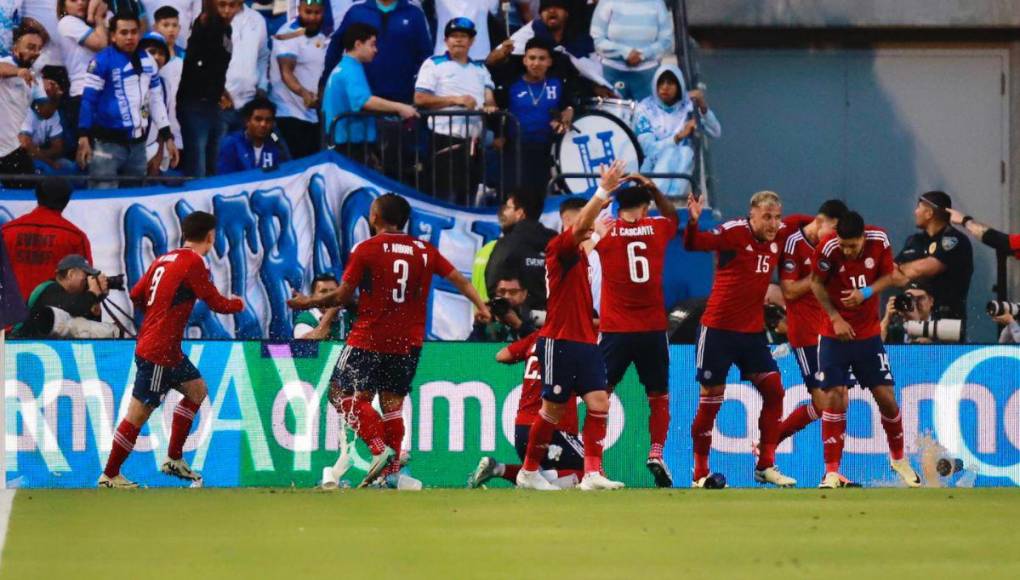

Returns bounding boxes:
[894,191,974,321]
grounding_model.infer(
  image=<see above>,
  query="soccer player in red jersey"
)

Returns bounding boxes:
[810,211,921,488]
[99,212,245,488]
[594,173,678,487]
[516,160,627,491]
[684,190,797,488]
[468,332,584,489]
[775,200,848,444]
[288,193,491,487]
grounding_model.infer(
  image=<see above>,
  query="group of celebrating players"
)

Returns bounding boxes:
[97,159,925,490]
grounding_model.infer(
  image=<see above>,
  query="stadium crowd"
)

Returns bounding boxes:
[0,0,706,203]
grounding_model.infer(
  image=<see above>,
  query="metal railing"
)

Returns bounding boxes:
[0,173,197,190]
[326,110,523,207]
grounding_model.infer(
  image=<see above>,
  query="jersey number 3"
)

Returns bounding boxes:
[392,259,409,303]
[146,266,166,306]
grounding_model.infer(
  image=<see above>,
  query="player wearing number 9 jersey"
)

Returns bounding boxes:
[100,212,245,488]
[288,193,491,488]
[809,211,919,489]
[594,175,678,487]
[684,191,801,488]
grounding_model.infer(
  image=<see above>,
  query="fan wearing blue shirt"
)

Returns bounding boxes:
[506,37,573,203]
[321,22,418,162]
[216,96,291,174]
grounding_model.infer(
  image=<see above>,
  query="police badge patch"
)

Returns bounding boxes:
[942,236,959,251]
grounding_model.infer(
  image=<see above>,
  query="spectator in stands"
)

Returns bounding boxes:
[269,0,327,159]
[143,0,200,42]
[591,0,673,101]
[19,71,77,175]
[321,0,432,106]
[432,0,498,61]
[178,0,239,178]
[139,32,174,175]
[492,0,608,100]
[221,0,269,136]
[0,22,47,187]
[414,17,497,204]
[321,22,417,158]
[57,0,109,154]
[633,63,720,198]
[292,273,346,339]
[77,12,177,188]
[468,270,536,342]
[484,191,555,309]
[216,96,290,174]
[1,177,92,303]
[150,7,184,161]
[500,36,573,204]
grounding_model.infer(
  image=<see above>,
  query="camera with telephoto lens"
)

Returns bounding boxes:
[105,274,126,291]
[986,301,1020,318]
[903,319,963,343]
[487,296,512,318]
[893,293,915,313]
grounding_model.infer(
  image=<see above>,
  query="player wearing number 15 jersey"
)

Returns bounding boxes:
[288,194,491,488]
[810,211,919,489]
[684,191,799,488]
[100,212,245,488]
[594,175,678,487]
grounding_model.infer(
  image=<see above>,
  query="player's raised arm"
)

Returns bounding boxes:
[628,172,678,225]
[288,281,356,311]
[571,160,627,246]
[683,194,735,252]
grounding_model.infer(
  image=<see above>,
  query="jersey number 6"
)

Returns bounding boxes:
[627,241,649,283]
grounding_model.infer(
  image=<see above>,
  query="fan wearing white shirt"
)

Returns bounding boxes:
[414,16,496,205]
[269,0,327,159]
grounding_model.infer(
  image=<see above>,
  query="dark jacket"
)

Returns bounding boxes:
[216,130,290,174]
[485,220,557,309]
[178,14,233,104]
[320,0,433,104]
[15,279,101,337]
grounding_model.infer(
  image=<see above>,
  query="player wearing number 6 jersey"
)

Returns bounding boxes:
[684,191,800,488]
[810,211,920,489]
[594,174,678,487]
[99,212,245,488]
[288,193,491,488]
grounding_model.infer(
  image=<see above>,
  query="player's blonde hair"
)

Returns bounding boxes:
[750,191,782,209]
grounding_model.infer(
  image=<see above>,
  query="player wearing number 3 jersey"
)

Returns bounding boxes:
[288,193,491,488]
[594,174,678,487]
[99,212,245,488]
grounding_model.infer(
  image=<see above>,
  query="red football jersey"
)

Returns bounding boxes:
[780,227,824,348]
[596,214,678,332]
[506,333,579,434]
[343,232,455,354]
[812,228,894,340]
[130,248,243,366]
[539,229,598,344]
[1010,234,1020,260]
[685,218,795,333]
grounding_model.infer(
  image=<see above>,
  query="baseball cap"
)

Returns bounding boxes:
[444,17,477,38]
[57,254,100,276]
[905,280,934,295]
[919,190,952,210]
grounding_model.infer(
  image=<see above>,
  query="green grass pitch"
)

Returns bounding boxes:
[3,488,1019,579]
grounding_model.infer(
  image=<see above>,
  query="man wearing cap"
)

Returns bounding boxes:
[14,254,109,338]
[893,190,973,322]
[414,17,497,204]
[2,176,93,303]
[880,281,938,344]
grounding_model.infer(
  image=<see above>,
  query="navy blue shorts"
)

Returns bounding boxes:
[330,346,421,396]
[536,337,607,404]
[818,336,894,390]
[600,331,670,394]
[132,355,202,407]
[792,345,822,390]
[514,425,584,472]
[695,327,779,385]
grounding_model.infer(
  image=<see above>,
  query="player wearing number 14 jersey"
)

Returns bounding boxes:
[100,212,245,488]
[594,175,678,487]
[288,194,490,488]
[810,211,920,488]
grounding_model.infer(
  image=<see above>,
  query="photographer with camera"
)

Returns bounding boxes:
[881,281,936,343]
[14,254,127,338]
[986,301,1020,343]
[468,271,536,342]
